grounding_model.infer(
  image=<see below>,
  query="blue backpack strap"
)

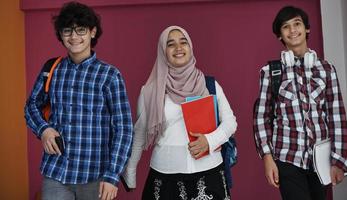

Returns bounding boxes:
[204,75,236,189]
[205,75,219,121]
[205,75,216,95]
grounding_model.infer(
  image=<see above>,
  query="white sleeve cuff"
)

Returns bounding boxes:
[122,167,136,188]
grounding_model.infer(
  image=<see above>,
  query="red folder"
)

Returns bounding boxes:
[181,95,217,158]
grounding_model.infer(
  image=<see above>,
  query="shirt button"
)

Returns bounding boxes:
[308,148,313,154]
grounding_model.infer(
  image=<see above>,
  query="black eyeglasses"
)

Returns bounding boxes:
[60,26,88,37]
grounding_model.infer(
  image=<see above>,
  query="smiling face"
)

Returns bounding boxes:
[279,16,309,52]
[60,25,97,63]
[165,30,192,68]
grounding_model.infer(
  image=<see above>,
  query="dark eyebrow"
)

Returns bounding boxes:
[166,39,174,45]
[166,37,188,45]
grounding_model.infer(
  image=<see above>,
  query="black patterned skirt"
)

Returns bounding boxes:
[142,164,231,200]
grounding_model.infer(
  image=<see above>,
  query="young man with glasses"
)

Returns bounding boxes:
[25,2,133,200]
[253,6,347,200]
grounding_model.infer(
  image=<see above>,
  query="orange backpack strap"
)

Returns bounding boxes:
[42,56,62,93]
[41,56,62,121]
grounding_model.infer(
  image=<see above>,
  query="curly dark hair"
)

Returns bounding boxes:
[272,6,310,45]
[52,1,102,48]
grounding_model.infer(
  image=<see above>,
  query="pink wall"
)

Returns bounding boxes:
[23,0,324,199]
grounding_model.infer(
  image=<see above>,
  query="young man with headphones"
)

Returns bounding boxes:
[253,6,347,200]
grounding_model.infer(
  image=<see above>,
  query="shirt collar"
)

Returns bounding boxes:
[294,57,304,67]
[66,51,97,69]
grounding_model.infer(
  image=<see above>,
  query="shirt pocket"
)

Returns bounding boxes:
[278,79,296,105]
[310,78,326,104]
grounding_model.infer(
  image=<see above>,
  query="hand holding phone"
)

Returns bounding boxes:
[55,136,65,155]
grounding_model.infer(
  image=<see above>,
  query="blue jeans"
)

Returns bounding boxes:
[42,177,100,200]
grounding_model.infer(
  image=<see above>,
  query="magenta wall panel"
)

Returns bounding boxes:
[23,0,323,199]
[21,0,222,10]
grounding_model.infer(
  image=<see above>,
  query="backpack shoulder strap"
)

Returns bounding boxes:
[268,60,282,100]
[205,75,219,123]
[205,75,216,95]
[42,56,62,93]
[268,60,282,121]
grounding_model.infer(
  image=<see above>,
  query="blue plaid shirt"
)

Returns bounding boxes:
[25,52,133,185]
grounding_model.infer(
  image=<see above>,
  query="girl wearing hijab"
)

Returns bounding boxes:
[123,26,237,200]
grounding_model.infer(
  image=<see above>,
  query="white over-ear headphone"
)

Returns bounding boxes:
[281,50,295,67]
[304,49,317,69]
[281,49,317,68]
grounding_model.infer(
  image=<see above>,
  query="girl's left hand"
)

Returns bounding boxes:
[188,132,209,159]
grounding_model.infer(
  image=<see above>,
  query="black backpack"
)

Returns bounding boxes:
[41,57,62,121]
[268,60,282,120]
[253,60,282,126]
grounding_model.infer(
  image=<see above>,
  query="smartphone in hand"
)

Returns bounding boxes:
[55,136,65,154]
